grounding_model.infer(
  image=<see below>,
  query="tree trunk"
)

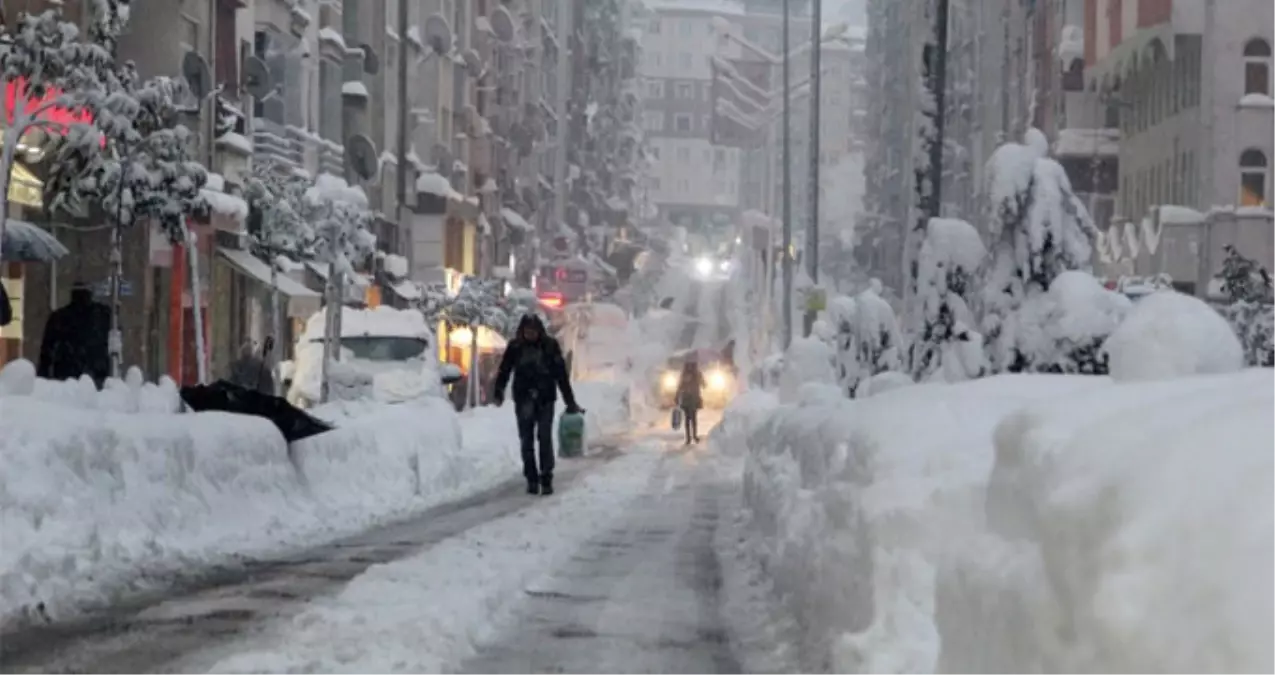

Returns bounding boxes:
[108,219,123,378]
[466,325,479,408]
[186,230,209,384]
[270,264,282,396]
[320,262,338,403]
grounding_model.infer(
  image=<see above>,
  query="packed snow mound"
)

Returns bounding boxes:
[950,369,1274,672]
[1103,290,1243,381]
[721,374,1108,673]
[778,337,835,402]
[0,393,517,630]
[0,360,181,412]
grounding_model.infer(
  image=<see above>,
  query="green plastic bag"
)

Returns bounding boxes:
[558,411,586,458]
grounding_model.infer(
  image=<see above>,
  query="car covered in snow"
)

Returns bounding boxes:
[655,346,736,409]
[283,306,458,408]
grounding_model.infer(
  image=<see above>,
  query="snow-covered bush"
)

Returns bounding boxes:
[825,295,858,396]
[1102,290,1243,382]
[303,173,376,279]
[778,337,836,403]
[1002,270,1132,375]
[909,217,987,381]
[980,128,1098,373]
[1216,245,1274,367]
[245,158,315,262]
[850,286,904,395]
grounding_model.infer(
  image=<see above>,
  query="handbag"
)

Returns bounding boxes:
[670,406,683,430]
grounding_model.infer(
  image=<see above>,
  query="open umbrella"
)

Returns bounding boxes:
[2,219,69,262]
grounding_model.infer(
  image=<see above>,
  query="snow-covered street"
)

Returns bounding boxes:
[0,416,752,674]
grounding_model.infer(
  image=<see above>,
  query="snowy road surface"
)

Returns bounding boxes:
[1,420,742,674]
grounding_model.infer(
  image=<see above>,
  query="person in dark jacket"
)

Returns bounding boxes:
[492,313,583,495]
[38,281,111,387]
[0,281,12,327]
[676,360,705,444]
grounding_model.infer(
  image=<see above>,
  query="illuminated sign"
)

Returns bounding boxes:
[4,78,94,130]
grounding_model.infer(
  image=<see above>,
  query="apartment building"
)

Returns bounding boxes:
[638,0,745,232]
[1084,0,1274,292]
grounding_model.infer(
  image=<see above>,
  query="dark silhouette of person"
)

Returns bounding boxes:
[492,314,583,496]
[39,281,111,387]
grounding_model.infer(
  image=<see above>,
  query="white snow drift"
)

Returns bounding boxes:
[718,368,1273,673]
[0,367,519,631]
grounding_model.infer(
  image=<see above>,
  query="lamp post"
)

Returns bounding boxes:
[780,0,793,350]
[803,0,822,338]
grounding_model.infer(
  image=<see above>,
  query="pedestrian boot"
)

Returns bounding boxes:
[527,477,540,495]
[540,475,554,496]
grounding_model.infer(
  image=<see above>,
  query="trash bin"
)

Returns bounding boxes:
[558,411,585,458]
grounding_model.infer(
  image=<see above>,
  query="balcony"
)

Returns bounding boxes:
[252,118,302,169]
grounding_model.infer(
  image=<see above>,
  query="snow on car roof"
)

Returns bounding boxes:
[301,306,431,343]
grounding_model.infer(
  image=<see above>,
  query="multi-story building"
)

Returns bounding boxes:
[1084,0,1274,293]
[638,0,746,233]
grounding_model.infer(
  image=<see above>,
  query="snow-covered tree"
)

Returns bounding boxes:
[908,217,987,381]
[244,159,316,389]
[1007,270,1132,375]
[498,287,547,339]
[303,173,376,402]
[850,283,903,395]
[1217,245,1274,367]
[414,282,454,327]
[0,5,115,260]
[980,128,1098,373]
[825,294,858,397]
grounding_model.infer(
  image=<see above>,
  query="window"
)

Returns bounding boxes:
[1243,38,1271,95]
[676,81,694,99]
[674,113,692,132]
[679,20,693,37]
[642,111,664,131]
[646,80,664,98]
[714,148,726,165]
[180,14,200,50]
[679,52,692,69]
[651,52,663,68]
[650,18,661,34]
[678,179,690,192]
[1240,148,1268,206]
[677,146,691,162]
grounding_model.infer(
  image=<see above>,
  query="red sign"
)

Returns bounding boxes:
[4,77,94,132]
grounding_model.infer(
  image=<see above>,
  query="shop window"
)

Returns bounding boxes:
[1239,148,1268,207]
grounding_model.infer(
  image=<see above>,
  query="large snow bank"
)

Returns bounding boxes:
[0,361,181,413]
[722,375,1106,672]
[1103,290,1243,381]
[0,392,517,630]
[947,369,1273,672]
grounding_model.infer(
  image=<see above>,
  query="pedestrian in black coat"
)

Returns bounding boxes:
[492,313,583,496]
[0,282,11,327]
[676,360,705,444]
[38,282,111,387]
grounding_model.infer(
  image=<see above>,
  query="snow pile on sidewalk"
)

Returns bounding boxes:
[720,375,1105,672]
[945,368,1272,672]
[0,360,180,412]
[0,372,518,630]
[194,441,665,673]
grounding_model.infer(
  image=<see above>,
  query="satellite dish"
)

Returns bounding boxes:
[359,43,380,74]
[423,13,453,55]
[345,133,379,181]
[241,55,273,99]
[490,6,516,42]
[462,49,484,78]
[182,51,212,100]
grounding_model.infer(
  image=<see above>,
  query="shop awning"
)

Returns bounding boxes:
[217,247,321,318]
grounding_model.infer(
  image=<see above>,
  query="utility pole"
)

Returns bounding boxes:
[780,0,793,350]
[396,0,410,272]
[802,0,822,337]
[551,2,572,247]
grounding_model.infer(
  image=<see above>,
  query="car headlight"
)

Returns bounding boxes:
[707,368,729,391]
[661,371,679,392]
[694,256,714,277]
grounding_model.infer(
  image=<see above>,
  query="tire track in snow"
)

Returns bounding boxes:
[457,441,740,674]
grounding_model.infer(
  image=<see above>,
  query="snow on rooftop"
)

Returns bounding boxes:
[301,305,431,343]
